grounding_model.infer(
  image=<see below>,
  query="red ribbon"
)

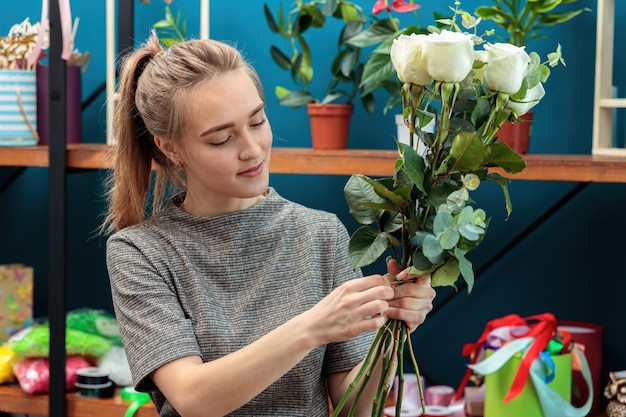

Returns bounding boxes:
[455,313,561,402]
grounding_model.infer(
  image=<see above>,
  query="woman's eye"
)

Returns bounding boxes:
[211,136,230,146]
[251,118,266,128]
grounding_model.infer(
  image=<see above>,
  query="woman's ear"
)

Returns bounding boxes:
[154,136,179,165]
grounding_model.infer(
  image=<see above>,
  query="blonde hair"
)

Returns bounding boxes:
[101,33,264,234]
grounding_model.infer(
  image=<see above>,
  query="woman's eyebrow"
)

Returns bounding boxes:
[200,103,266,137]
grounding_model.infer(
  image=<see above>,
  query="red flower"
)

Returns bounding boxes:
[372,0,421,15]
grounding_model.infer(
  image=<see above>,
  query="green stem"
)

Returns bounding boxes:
[406,329,426,413]
[331,324,388,417]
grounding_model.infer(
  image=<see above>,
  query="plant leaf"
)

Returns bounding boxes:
[348,227,390,269]
[344,174,386,225]
[431,257,461,288]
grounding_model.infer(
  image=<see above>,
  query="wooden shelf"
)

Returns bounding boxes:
[0,384,157,417]
[1,144,626,182]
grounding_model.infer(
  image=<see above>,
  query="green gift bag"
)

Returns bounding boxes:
[470,337,593,417]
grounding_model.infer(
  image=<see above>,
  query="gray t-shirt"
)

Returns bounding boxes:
[106,188,373,416]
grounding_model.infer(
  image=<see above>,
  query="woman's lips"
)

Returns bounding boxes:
[238,161,264,177]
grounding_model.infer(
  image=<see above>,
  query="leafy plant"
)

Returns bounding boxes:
[264,0,374,112]
[152,5,188,46]
[475,0,590,47]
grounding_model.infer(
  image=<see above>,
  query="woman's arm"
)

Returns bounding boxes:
[151,274,394,417]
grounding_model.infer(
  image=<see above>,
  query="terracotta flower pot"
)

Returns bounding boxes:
[497,111,533,155]
[306,103,353,149]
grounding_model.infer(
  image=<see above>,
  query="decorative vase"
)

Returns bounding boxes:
[497,111,533,155]
[306,103,352,149]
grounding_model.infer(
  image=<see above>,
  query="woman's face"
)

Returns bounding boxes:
[172,69,272,216]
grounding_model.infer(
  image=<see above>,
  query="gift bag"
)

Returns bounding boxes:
[0,264,34,343]
[457,313,594,417]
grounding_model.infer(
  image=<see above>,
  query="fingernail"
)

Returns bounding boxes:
[395,274,402,281]
[386,256,392,263]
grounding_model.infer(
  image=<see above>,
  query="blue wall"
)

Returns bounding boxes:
[1,0,625,393]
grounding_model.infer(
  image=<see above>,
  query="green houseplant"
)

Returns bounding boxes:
[264,0,375,148]
[475,0,590,47]
[474,0,589,153]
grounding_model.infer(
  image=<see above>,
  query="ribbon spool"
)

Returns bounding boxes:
[424,385,455,407]
[75,367,114,398]
[121,386,152,417]
[421,405,452,416]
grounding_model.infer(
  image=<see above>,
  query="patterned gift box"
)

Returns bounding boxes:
[0,264,33,343]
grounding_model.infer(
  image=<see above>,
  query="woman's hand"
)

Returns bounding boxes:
[306,275,394,345]
[385,257,436,332]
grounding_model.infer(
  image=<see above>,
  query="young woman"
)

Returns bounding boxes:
[102,34,436,417]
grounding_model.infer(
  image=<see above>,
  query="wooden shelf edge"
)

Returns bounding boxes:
[0,384,157,417]
[2,144,626,182]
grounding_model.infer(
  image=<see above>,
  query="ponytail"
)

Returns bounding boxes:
[101,33,263,234]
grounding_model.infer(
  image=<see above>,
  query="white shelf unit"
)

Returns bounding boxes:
[592,0,626,156]
[105,0,210,145]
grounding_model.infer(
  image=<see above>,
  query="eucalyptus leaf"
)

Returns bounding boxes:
[455,248,475,293]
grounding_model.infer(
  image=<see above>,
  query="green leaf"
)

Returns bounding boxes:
[411,251,438,275]
[344,174,386,225]
[270,46,292,70]
[447,132,484,174]
[278,90,314,107]
[431,257,461,288]
[483,142,527,174]
[398,144,427,193]
[348,227,390,269]
[264,4,280,34]
[360,176,410,211]
[486,173,513,217]
[422,235,444,262]
[439,228,460,250]
[455,248,475,293]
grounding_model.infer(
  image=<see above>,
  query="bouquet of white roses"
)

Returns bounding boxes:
[333,12,564,417]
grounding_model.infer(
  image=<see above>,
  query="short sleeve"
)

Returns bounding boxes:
[106,231,202,392]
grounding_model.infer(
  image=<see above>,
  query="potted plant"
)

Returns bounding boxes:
[474,0,590,153]
[264,0,374,149]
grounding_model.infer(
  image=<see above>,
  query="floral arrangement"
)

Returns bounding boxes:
[333,4,565,417]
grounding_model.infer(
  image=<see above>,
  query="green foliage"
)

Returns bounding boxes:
[264,0,374,111]
[475,0,591,46]
[152,5,187,47]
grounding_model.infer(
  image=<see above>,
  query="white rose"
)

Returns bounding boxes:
[390,34,433,86]
[506,82,546,116]
[482,43,531,94]
[421,30,475,83]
